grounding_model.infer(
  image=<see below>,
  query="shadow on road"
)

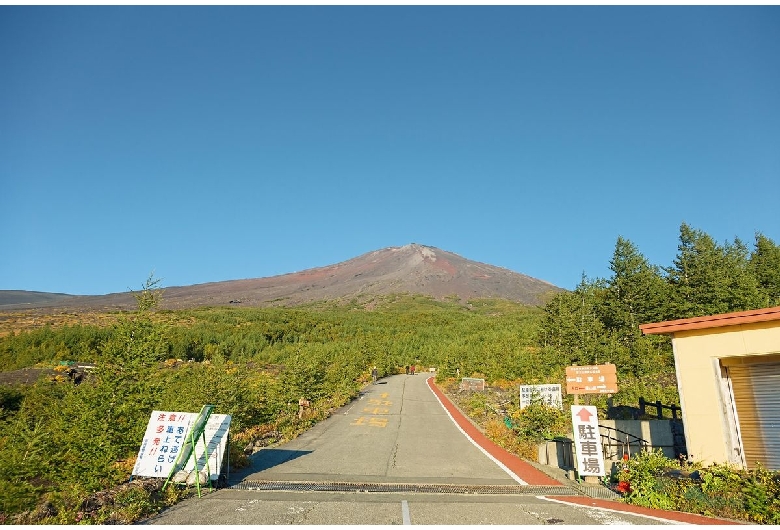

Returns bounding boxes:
[229,448,313,483]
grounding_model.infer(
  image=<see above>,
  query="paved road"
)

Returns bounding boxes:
[144,374,681,525]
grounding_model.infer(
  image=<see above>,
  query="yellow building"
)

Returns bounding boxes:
[640,306,780,470]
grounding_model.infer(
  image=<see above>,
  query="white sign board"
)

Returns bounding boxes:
[132,410,231,480]
[571,405,606,477]
[519,384,562,409]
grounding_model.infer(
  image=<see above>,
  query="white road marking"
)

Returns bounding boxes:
[539,496,689,525]
[402,500,411,525]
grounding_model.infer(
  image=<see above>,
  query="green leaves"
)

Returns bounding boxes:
[512,402,568,443]
[667,223,765,318]
[750,233,780,307]
[130,273,164,314]
[603,236,670,331]
[538,276,607,367]
[618,449,679,510]
[616,454,780,524]
[538,223,777,385]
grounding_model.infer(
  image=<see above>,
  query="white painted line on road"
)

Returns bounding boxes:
[344,394,365,414]
[538,496,689,525]
[426,377,528,485]
[401,500,411,525]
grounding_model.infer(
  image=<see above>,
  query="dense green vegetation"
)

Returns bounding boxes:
[1,223,778,524]
[537,223,780,411]
[618,450,780,524]
[0,288,549,523]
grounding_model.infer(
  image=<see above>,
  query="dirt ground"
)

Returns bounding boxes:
[0,366,58,386]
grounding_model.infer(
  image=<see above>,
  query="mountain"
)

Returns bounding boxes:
[0,291,79,307]
[0,244,563,311]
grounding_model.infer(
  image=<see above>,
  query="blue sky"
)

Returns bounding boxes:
[1,6,779,296]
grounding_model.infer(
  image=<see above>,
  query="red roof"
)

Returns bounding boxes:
[639,306,780,335]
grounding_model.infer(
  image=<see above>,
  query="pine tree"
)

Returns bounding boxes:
[721,237,764,311]
[750,233,780,307]
[666,223,763,318]
[602,236,670,333]
[538,274,606,366]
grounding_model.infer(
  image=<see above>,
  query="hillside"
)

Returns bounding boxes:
[0,291,80,307]
[0,244,563,311]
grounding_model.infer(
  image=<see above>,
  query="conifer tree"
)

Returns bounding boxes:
[721,237,764,311]
[602,236,670,333]
[666,223,763,318]
[750,233,780,307]
[538,274,606,366]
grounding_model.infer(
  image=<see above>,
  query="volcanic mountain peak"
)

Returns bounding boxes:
[0,244,562,311]
[397,243,437,261]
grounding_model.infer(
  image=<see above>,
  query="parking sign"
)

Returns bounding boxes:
[571,405,605,476]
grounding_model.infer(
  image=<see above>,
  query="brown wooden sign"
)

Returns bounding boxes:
[565,364,618,394]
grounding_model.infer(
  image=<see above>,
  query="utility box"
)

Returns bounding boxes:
[538,437,574,470]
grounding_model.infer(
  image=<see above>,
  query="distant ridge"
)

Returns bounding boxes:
[0,244,563,311]
[0,291,80,307]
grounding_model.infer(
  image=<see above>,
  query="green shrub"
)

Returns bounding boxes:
[615,451,780,524]
[463,392,490,419]
[740,466,780,525]
[510,402,568,443]
[618,449,679,510]
[0,386,25,420]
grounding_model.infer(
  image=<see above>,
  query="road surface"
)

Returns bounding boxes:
[144,373,723,525]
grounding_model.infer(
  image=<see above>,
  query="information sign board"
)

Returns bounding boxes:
[460,377,485,391]
[519,384,562,409]
[565,364,618,394]
[132,410,231,480]
[571,405,606,477]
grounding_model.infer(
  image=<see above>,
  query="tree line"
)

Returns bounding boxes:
[538,222,780,380]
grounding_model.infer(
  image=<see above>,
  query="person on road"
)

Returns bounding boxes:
[371,366,378,384]
[410,365,415,375]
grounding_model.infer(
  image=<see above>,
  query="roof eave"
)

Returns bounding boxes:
[639,306,780,335]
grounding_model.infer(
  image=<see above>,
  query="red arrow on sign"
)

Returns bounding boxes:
[576,407,594,422]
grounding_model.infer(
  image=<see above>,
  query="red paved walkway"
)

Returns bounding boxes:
[428,377,744,525]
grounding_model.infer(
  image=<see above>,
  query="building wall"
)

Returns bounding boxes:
[672,321,780,466]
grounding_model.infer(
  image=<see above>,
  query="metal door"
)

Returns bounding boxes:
[728,362,780,470]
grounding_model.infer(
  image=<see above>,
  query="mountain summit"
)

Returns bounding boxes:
[155,244,560,309]
[1,244,562,310]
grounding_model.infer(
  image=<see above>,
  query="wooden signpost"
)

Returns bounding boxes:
[565,365,617,482]
[565,363,618,395]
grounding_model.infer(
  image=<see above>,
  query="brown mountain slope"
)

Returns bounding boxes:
[0,244,563,311]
